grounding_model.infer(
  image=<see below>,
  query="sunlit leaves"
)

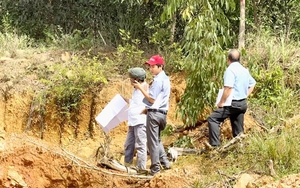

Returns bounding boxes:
[163,0,235,126]
[182,5,195,20]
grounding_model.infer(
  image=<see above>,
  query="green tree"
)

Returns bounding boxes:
[163,0,236,126]
[0,0,167,47]
[247,0,300,40]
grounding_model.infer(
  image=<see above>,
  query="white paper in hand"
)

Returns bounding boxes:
[215,88,233,106]
[95,94,128,133]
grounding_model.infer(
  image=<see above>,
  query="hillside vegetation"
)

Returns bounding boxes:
[1,1,300,187]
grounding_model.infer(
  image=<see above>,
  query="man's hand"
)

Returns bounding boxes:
[133,81,155,104]
[217,102,224,108]
[218,86,232,108]
[141,108,147,114]
[132,80,142,90]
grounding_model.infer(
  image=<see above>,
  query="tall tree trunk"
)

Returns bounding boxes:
[170,14,177,43]
[284,0,291,39]
[251,0,258,29]
[239,0,245,50]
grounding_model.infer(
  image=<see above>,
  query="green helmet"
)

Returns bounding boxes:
[128,67,146,81]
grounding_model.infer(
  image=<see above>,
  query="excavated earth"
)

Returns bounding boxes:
[0,50,299,188]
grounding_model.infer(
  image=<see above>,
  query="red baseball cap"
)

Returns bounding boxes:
[145,55,164,65]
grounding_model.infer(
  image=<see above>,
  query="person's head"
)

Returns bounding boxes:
[128,67,146,84]
[227,49,240,64]
[144,55,164,75]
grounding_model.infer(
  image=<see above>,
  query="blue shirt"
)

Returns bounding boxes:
[224,62,256,100]
[143,71,170,111]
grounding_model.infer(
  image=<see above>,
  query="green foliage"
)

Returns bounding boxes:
[245,30,300,128]
[38,55,107,120]
[1,0,300,51]
[163,42,185,73]
[1,12,13,33]
[160,124,174,137]
[250,88,297,128]
[251,65,284,106]
[173,135,194,148]
[44,27,95,50]
[246,128,300,176]
[103,30,146,76]
[0,32,32,56]
[164,0,235,126]
[246,0,300,40]
[0,0,165,47]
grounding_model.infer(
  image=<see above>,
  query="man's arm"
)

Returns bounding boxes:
[218,86,232,108]
[133,81,155,104]
[247,85,255,97]
[248,74,256,97]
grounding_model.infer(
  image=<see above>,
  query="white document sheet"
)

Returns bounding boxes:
[95,94,128,133]
[215,88,233,106]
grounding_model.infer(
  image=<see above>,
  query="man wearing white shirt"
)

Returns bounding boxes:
[122,67,149,171]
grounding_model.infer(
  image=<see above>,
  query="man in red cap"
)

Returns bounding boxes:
[133,55,171,176]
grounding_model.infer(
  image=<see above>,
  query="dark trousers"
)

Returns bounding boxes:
[208,99,247,146]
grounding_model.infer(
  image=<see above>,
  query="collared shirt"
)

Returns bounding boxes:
[224,62,256,100]
[128,82,147,126]
[143,71,170,111]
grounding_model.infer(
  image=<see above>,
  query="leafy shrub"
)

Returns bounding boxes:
[114,29,145,73]
[39,55,107,121]
[0,32,33,57]
[44,26,96,50]
[173,135,194,148]
[250,65,284,106]
[161,124,174,137]
[162,42,185,73]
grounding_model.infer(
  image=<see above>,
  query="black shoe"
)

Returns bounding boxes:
[161,161,172,170]
[204,141,219,150]
[149,171,160,176]
[162,162,172,170]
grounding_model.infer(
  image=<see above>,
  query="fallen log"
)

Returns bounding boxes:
[99,156,138,174]
[167,147,202,161]
[218,133,247,152]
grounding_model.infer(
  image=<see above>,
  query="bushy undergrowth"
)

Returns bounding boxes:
[44,27,100,50]
[191,126,300,187]
[247,128,300,176]
[246,30,300,128]
[0,32,32,56]
[39,55,107,119]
